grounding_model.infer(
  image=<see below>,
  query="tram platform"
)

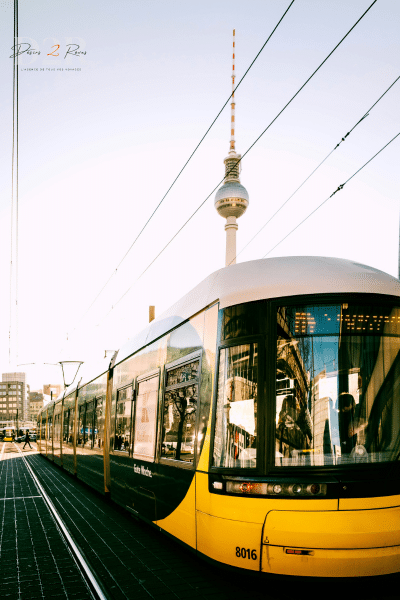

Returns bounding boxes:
[0,442,93,600]
[1,443,399,600]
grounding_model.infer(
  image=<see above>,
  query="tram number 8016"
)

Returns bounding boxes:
[236,547,257,560]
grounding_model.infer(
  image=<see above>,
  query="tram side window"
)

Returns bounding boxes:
[68,407,75,444]
[41,415,46,442]
[213,344,258,469]
[78,405,85,446]
[85,401,95,448]
[63,409,69,442]
[115,386,133,452]
[133,375,159,461]
[94,398,104,448]
[161,359,199,463]
[54,412,61,444]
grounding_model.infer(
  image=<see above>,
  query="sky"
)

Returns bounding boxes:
[0,0,399,391]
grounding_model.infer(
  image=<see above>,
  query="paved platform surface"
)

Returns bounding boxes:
[0,442,92,600]
[1,443,399,600]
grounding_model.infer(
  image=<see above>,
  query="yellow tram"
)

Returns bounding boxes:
[2,428,15,442]
[37,257,400,577]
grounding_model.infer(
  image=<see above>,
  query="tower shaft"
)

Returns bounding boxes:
[225,216,238,265]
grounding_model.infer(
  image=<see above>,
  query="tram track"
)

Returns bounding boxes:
[0,441,110,600]
[14,443,110,600]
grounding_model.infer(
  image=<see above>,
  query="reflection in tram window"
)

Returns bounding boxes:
[40,414,46,447]
[68,406,74,444]
[63,409,69,442]
[133,376,159,461]
[213,344,258,468]
[276,303,400,466]
[161,360,199,462]
[115,386,133,452]
[47,415,52,442]
[85,401,95,448]
[94,398,104,449]
[222,304,259,340]
[78,405,86,447]
[54,410,61,447]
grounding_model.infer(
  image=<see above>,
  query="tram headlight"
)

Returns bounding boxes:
[305,483,327,496]
[225,480,327,497]
[226,481,268,495]
[267,482,327,496]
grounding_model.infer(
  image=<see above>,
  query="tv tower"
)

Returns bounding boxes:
[214,29,249,267]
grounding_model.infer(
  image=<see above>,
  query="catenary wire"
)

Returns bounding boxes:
[72,0,296,331]
[262,132,400,257]
[97,0,378,323]
[232,74,400,263]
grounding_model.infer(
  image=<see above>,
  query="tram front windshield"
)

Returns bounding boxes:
[213,300,400,469]
[277,302,400,467]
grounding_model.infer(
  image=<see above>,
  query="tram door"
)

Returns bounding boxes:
[130,374,159,520]
[110,385,134,508]
[114,387,133,452]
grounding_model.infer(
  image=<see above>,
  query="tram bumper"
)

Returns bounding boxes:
[261,507,400,577]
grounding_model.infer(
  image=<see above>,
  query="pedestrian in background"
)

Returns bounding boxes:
[23,430,32,450]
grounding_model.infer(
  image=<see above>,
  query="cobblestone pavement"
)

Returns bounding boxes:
[1,443,399,600]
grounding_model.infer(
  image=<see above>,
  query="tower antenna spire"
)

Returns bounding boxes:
[230,29,236,152]
[214,29,249,267]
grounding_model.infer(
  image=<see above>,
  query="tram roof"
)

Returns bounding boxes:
[115,256,400,366]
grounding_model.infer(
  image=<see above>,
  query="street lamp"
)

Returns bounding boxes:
[59,361,83,389]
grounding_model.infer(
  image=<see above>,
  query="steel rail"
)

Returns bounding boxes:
[15,444,110,600]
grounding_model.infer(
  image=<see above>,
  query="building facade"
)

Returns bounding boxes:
[0,372,26,426]
[29,391,44,423]
[43,384,62,404]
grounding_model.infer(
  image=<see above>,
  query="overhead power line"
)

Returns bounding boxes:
[73,0,295,330]
[98,0,378,323]
[233,74,400,262]
[263,131,400,257]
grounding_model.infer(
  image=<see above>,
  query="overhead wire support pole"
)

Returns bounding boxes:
[263,132,400,257]
[233,73,400,263]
